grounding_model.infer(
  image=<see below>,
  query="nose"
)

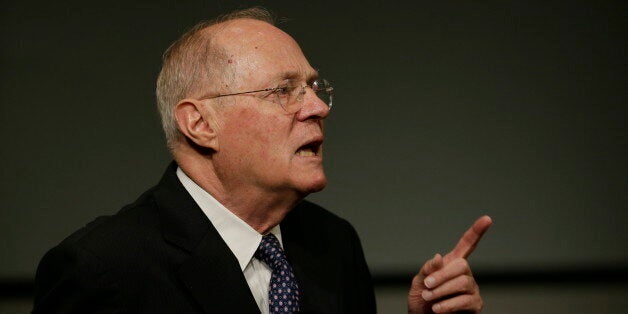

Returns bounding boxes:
[295,87,330,121]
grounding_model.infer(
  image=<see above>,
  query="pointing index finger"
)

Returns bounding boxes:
[446,215,492,261]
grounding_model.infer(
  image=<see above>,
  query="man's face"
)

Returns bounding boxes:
[206,19,329,198]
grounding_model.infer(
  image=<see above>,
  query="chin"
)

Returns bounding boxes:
[294,172,328,195]
[307,177,328,193]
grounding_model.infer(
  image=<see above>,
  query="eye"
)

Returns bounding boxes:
[274,82,298,97]
[275,85,290,96]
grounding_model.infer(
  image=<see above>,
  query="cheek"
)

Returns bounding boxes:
[222,108,284,160]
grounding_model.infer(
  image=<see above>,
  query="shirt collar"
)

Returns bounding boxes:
[176,167,282,271]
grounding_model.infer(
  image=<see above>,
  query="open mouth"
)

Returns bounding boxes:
[295,140,322,157]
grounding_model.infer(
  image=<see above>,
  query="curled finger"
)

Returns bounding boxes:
[424,257,471,289]
[431,293,483,314]
[421,274,478,302]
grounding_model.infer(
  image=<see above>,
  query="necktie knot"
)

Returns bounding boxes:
[256,233,300,313]
[255,233,288,269]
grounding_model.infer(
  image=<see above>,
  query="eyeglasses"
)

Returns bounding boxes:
[198,78,333,113]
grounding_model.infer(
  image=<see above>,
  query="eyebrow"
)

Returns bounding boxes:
[276,69,319,83]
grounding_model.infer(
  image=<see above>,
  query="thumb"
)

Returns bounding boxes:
[408,253,444,314]
[411,253,443,291]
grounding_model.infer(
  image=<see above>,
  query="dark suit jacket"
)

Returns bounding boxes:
[33,163,376,313]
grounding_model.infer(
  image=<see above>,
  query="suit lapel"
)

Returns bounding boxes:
[154,163,260,313]
[281,202,341,313]
[177,230,260,313]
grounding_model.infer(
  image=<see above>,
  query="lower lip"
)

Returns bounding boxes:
[294,153,322,159]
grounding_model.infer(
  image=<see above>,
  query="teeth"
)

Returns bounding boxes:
[296,148,315,157]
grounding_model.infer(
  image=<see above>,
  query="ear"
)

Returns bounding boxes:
[174,99,219,151]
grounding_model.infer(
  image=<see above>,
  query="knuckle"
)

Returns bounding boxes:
[420,261,430,274]
[453,277,467,294]
[462,275,474,289]
[411,274,421,285]
[456,258,469,269]
[469,292,484,312]
[423,257,434,269]
[450,257,466,271]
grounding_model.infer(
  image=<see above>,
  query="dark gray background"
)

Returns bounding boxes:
[1,0,626,280]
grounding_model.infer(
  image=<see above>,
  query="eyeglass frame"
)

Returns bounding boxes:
[196,78,333,112]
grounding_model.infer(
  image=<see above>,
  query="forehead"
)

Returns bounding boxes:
[211,19,317,85]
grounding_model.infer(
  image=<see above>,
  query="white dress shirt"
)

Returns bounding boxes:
[176,167,280,314]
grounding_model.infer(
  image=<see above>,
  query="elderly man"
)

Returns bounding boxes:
[34,7,491,314]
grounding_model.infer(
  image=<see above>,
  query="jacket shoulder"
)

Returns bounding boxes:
[55,185,161,257]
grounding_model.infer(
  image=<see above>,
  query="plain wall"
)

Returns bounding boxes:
[1,2,626,309]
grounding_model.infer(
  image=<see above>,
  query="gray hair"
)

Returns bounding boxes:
[155,7,276,151]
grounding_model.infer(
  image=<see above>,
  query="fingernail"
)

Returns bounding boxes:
[421,290,433,301]
[424,276,436,288]
[432,304,441,313]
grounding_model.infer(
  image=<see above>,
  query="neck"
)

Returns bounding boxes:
[175,151,301,234]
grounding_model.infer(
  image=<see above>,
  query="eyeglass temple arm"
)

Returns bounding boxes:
[198,87,277,101]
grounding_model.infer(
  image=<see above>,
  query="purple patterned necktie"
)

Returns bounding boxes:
[255,233,300,313]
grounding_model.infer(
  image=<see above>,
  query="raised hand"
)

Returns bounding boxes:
[408,215,493,314]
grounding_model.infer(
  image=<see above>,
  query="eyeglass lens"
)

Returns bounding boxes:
[280,79,333,113]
